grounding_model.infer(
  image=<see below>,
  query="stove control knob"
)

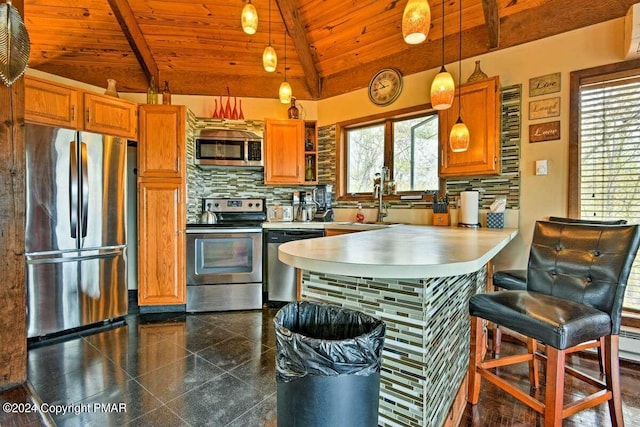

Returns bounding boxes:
[248,202,253,207]
[214,202,219,208]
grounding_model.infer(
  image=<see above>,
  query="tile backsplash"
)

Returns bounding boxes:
[185,84,521,223]
[185,116,315,223]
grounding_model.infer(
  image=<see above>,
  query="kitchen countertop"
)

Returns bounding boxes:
[278,224,517,279]
[262,221,393,230]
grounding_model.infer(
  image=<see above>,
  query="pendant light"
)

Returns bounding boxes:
[262,0,277,72]
[430,0,455,110]
[279,31,292,103]
[402,0,431,45]
[241,0,258,35]
[449,0,470,152]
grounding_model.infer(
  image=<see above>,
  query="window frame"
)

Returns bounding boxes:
[569,57,640,327]
[335,103,443,201]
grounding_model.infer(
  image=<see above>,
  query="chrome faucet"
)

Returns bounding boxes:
[374,166,389,223]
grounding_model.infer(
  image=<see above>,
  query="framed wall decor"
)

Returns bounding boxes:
[529,96,560,120]
[529,121,560,143]
[529,72,561,97]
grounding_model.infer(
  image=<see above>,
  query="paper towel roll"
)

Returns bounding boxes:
[460,191,479,225]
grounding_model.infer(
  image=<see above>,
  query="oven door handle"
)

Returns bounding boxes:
[186,228,263,234]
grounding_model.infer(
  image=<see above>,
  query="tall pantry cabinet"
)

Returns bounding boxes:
[137,105,186,306]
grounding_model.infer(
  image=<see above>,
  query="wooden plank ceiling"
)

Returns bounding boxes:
[23,0,638,100]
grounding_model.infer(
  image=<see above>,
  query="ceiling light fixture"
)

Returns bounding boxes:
[430,0,454,110]
[449,0,470,152]
[279,30,292,103]
[263,0,277,72]
[402,0,431,45]
[241,0,258,35]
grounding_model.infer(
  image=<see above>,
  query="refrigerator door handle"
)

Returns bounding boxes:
[80,141,89,239]
[25,245,126,265]
[69,140,78,239]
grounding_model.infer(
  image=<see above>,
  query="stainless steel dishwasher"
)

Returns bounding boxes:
[265,229,325,306]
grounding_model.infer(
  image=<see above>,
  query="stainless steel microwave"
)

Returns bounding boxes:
[195,129,263,167]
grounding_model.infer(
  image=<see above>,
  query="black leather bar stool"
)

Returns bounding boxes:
[491,217,628,372]
[469,221,640,427]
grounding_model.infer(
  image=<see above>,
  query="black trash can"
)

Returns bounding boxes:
[274,301,386,427]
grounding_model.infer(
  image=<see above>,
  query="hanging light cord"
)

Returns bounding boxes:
[441,0,445,67]
[457,0,462,117]
[268,0,271,45]
[284,30,287,80]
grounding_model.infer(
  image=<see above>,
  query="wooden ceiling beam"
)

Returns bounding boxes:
[106,0,158,85]
[275,0,321,99]
[481,0,500,49]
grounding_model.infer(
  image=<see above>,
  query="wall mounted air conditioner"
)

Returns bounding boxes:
[624,3,640,59]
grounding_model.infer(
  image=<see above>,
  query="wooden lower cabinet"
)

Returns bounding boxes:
[325,228,361,236]
[137,180,185,305]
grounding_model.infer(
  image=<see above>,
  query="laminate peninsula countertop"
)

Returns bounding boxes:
[278,224,518,279]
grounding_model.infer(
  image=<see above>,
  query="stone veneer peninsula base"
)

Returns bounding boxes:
[278,225,517,427]
[301,268,485,427]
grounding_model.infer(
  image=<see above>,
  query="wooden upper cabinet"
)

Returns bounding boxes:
[84,93,137,139]
[25,76,79,128]
[264,118,305,185]
[439,76,501,177]
[25,76,138,139]
[138,105,186,179]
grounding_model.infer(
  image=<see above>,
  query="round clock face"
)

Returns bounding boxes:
[368,68,403,106]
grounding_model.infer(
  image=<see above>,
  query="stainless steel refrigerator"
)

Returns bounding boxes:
[25,123,127,339]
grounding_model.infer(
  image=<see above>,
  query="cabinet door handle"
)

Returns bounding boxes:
[441,149,444,167]
[71,105,76,122]
[86,108,91,124]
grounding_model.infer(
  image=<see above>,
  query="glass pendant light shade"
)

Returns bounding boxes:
[449,0,469,152]
[241,0,258,35]
[430,67,455,110]
[279,29,292,103]
[450,117,470,152]
[279,81,292,104]
[402,0,431,44]
[263,45,277,72]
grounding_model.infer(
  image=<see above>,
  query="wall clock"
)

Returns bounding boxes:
[368,68,403,106]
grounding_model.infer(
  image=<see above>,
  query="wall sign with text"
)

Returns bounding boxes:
[529,97,560,120]
[529,121,560,143]
[529,72,561,97]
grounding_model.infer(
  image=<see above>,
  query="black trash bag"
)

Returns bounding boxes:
[274,301,385,383]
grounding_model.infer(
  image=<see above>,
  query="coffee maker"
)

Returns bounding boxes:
[313,184,334,222]
[293,191,315,222]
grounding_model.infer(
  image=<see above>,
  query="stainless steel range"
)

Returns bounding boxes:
[186,198,265,312]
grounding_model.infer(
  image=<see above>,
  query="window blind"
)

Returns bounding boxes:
[579,75,640,312]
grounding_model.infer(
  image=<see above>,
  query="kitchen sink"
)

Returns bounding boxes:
[332,221,400,226]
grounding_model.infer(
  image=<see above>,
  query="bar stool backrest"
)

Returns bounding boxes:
[527,221,640,334]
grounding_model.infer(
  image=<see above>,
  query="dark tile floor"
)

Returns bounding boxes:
[1,308,639,426]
